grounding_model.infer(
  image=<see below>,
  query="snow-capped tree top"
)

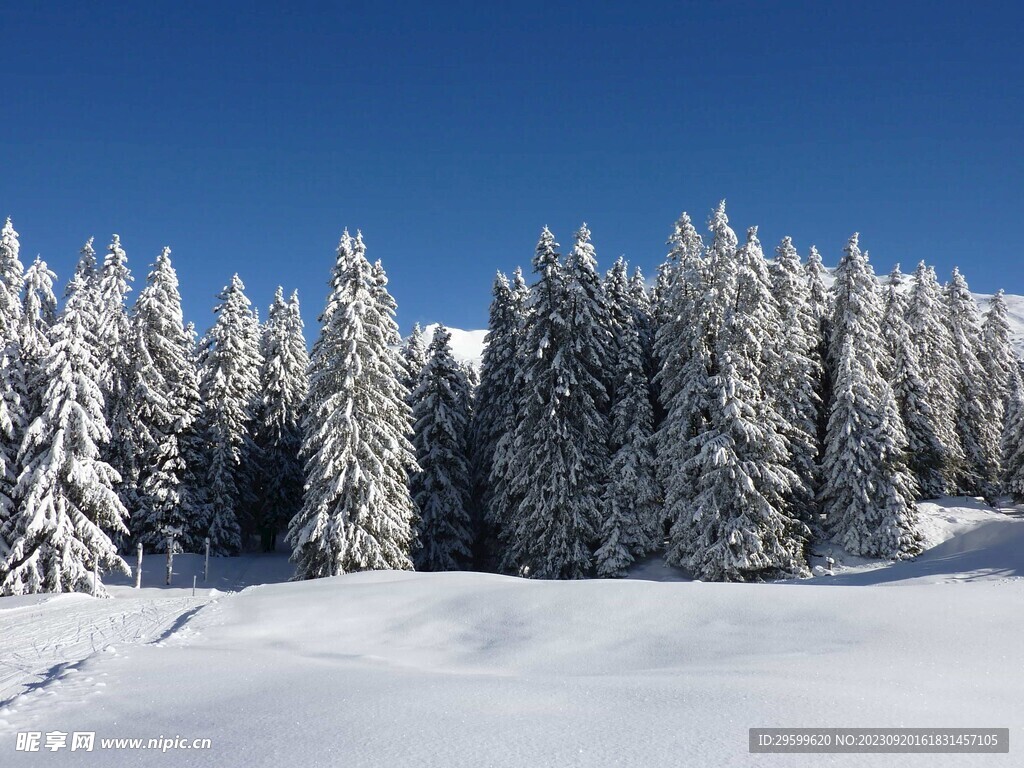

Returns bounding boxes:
[101,234,132,299]
[568,223,597,272]
[20,257,58,357]
[532,227,560,275]
[65,238,98,300]
[0,217,25,299]
[667,212,704,267]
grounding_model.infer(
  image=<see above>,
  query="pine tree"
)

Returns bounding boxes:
[804,245,830,451]
[944,268,1000,500]
[906,262,964,491]
[288,231,417,578]
[130,248,206,553]
[655,210,713,564]
[678,226,808,581]
[410,325,473,571]
[96,236,137,517]
[1002,369,1024,501]
[879,265,905,381]
[821,236,921,559]
[198,274,263,555]
[980,290,1018,443]
[19,256,58,428]
[889,291,947,499]
[497,225,610,579]
[0,219,25,552]
[470,271,527,567]
[596,291,660,576]
[769,237,822,523]
[178,321,209,548]
[400,322,428,394]
[252,288,309,552]
[0,270,130,595]
[628,266,655,380]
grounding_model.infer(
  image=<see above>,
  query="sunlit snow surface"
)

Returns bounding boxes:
[1,498,1022,767]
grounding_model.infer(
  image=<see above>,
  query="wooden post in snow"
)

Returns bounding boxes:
[204,537,210,583]
[135,543,143,589]
[165,533,174,586]
[92,548,98,597]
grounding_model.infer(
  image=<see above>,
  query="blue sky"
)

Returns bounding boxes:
[2,1,1021,333]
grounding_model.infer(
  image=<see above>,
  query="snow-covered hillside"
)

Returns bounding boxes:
[421,324,488,367]
[422,290,1024,367]
[2,499,1022,767]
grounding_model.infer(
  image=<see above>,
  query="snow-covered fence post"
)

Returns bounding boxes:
[192,575,196,597]
[135,543,143,589]
[165,533,174,586]
[92,548,98,597]
[204,537,210,582]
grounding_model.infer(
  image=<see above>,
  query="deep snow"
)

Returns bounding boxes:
[1,499,1022,767]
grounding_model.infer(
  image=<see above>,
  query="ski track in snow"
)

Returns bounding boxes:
[0,594,213,723]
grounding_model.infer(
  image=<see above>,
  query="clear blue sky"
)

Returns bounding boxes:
[2,1,1021,333]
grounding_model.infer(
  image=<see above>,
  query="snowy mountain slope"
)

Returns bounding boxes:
[421,290,1024,367]
[1,500,1022,768]
[421,324,488,367]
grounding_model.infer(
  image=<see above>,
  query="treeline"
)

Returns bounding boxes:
[412,203,1024,581]
[0,221,308,595]
[1,203,1023,594]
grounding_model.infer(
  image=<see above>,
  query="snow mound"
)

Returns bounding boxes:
[4,538,1024,766]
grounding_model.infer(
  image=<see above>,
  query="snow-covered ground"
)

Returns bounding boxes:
[1,498,1022,767]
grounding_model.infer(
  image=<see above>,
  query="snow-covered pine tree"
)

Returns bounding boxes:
[497,225,610,579]
[0,269,130,595]
[879,265,906,381]
[288,231,417,578]
[804,245,830,450]
[768,236,822,524]
[821,235,921,559]
[604,256,632,339]
[906,262,965,492]
[887,281,947,499]
[805,245,829,321]
[252,288,309,552]
[96,236,137,516]
[655,210,713,565]
[198,274,263,555]
[595,281,660,577]
[1002,368,1024,501]
[178,321,209,546]
[130,248,206,553]
[410,325,473,571]
[400,322,428,395]
[979,290,1018,444]
[470,271,526,567]
[18,256,58,429]
[628,266,655,379]
[944,268,1001,500]
[679,226,808,581]
[0,219,25,549]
